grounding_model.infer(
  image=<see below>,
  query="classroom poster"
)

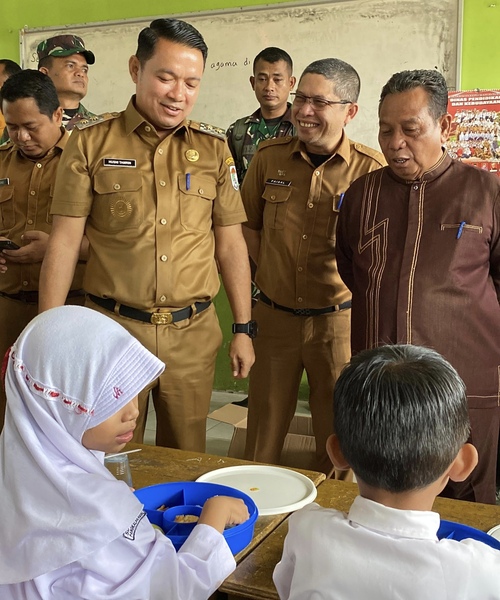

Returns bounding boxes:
[447,89,500,177]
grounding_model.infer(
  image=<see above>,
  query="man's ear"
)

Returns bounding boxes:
[343,102,359,127]
[249,75,255,91]
[289,76,296,91]
[447,443,478,483]
[129,55,140,84]
[39,66,49,76]
[326,434,350,470]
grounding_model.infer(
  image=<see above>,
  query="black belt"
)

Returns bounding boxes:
[0,289,84,304]
[88,294,211,325]
[259,292,351,316]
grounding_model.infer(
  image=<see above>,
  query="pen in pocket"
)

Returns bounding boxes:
[456,221,466,239]
[186,173,191,191]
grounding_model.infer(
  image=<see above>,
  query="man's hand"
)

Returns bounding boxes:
[3,231,49,264]
[229,333,255,378]
[0,231,49,269]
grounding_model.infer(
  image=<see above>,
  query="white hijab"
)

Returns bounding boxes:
[0,306,164,584]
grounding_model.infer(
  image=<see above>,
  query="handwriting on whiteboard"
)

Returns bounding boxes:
[210,58,250,71]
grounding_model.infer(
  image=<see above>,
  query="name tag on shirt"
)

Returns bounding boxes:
[103,158,137,168]
[266,178,291,186]
[0,177,10,186]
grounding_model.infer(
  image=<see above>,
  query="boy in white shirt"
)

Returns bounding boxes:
[273,344,500,600]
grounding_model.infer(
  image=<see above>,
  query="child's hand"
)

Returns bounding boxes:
[198,496,250,533]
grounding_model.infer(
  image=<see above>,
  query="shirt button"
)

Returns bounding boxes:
[158,148,164,155]
[36,163,42,169]
[113,183,121,190]
[160,255,168,262]
[315,170,320,176]
[198,188,204,195]
[297,297,303,303]
[159,181,166,187]
[22,280,28,287]
[298,266,303,272]
[145,125,151,132]
[27,219,34,225]
[413,184,419,190]
[308,203,314,208]
[160,295,166,302]
[160,218,167,225]
[302,234,308,240]
[30,190,36,196]
[270,195,276,200]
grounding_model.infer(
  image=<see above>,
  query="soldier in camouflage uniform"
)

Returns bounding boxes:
[37,34,96,131]
[226,47,296,185]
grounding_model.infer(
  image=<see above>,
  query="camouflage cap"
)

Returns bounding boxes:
[37,35,95,65]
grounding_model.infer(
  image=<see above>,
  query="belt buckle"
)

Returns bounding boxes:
[151,311,173,325]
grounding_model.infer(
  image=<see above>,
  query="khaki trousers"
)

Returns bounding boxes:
[86,298,222,452]
[0,294,84,429]
[244,300,351,475]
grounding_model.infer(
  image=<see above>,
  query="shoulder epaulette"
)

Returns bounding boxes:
[257,136,294,152]
[353,142,386,166]
[75,112,121,130]
[0,139,14,151]
[189,121,226,140]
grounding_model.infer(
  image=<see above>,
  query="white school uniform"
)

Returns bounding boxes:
[273,496,500,599]
[0,306,236,599]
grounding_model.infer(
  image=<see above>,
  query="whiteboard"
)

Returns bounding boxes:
[20,0,459,149]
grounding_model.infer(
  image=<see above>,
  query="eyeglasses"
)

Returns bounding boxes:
[291,92,352,111]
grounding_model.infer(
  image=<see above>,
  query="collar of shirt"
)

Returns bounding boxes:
[123,96,189,141]
[246,102,294,126]
[289,130,352,166]
[386,149,452,185]
[348,495,441,541]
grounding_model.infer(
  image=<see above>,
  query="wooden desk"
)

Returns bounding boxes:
[221,479,500,600]
[126,443,326,563]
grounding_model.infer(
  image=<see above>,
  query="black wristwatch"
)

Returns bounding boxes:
[232,320,258,339]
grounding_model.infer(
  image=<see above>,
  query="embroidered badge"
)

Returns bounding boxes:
[225,156,235,166]
[110,199,132,219]
[265,178,291,187]
[230,165,239,190]
[103,158,137,168]
[185,149,200,162]
[123,511,146,540]
[277,169,286,177]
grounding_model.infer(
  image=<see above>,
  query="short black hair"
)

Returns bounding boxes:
[301,58,360,102]
[0,59,22,78]
[0,70,60,119]
[333,344,470,493]
[135,18,208,67]
[379,69,448,121]
[38,56,54,70]
[253,47,293,73]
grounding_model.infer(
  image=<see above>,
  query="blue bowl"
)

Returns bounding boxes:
[437,519,500,550]
[134,481,259,554]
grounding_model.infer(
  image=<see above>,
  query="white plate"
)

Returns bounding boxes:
[487,524,500,541]
[196,465,317,516]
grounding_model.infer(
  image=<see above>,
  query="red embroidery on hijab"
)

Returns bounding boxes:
[113,387,123,400]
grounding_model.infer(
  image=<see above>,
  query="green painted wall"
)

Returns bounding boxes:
[0,0,492,393]
[461,0,500,89]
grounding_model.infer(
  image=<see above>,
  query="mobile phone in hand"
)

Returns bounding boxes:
[0,240,20,251]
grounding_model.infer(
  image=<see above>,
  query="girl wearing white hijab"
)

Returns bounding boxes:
[0,306,248,600]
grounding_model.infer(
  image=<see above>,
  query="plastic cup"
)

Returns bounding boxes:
[104,454,133,487]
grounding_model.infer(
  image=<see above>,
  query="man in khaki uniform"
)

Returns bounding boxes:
[0,70,86,427]
[242,58,385,475]
[39,19,254,452]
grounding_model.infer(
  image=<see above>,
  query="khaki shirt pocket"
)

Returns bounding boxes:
[327,197,341,242]
[262,185,291,230]
[0,185,15,231]
[91,170,143,232]
[178,174,216,232]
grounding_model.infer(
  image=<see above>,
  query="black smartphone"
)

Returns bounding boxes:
[0,240,20,251]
